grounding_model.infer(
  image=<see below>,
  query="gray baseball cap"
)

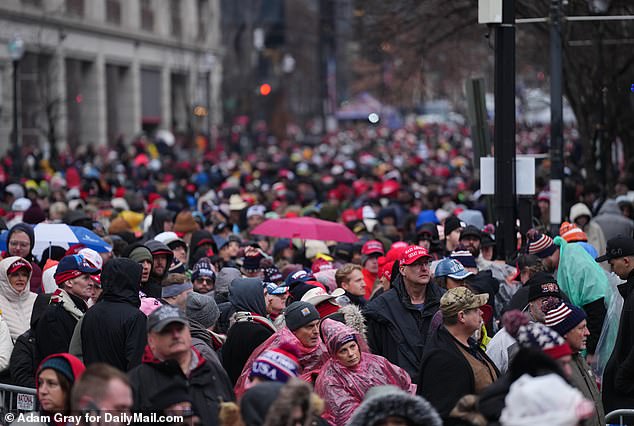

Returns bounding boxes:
[147,304,189,333]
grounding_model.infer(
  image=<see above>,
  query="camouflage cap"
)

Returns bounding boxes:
[440,286,489,317]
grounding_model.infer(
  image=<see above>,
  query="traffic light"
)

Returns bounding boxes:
[259,83,272,96]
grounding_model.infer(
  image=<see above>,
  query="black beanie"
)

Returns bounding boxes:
[444,216,464,237]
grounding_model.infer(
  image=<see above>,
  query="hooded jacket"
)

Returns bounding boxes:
[81,258,147,371]
[221,278,276,384]
[314,319,415,426]
[240,382,283,426]
[123,242,161,297]
[10,294,49,387]
[188,319,235,399]
[364,274,444,380]
[4,223,43,294]
[36,353,85,414]
[347,386,442,426]
[569,202,607,260]
[215,268,243,333]
[593,199,634,241]
[189,230,216,267]
[128,346,234,426]
[0,256,37,340]
[145,240,174,283]
[145,208,175,240]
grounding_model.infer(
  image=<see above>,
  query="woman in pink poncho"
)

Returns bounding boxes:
[234,301,329,398]
[314,318,416,426]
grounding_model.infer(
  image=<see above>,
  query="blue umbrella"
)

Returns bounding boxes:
[0,223,111,260]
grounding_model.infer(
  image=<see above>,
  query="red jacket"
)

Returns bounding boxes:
[363,268,377,300]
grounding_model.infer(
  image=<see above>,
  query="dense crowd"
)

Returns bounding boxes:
[0,121,632,426]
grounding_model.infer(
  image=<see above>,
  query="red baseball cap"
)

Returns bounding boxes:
[400,245,431,266]
[8,258,32,275]
[386,241,409,262]
[341,209,359,224]
[362,240,385,256]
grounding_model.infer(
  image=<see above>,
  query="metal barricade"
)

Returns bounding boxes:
[0,383,37,425]
[606,409,634,426]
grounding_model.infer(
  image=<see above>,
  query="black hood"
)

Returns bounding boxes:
[144,240,174,279]
[6,223,35,260]
[188,230,216,265]
[228,277,267,316]
[101,258,142,307]
[148,208,175,237]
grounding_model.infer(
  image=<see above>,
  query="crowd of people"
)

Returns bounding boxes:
[0,121,632,425]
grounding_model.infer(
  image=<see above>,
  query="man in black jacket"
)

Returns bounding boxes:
[122,243,158,297]
[128,305,234,426]
[221,278,277,384]
[34,254,100,365]
[596,236,634,416]
[418,287,499,425]
[81,258,147,371]
[364,245,444,380]
[145,240,174,288]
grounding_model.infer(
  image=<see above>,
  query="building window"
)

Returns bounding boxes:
[170,0,182,38]
[106,0,121,25]
[140,0,154,32]
[22,0,43,8]
[65,0,84,17]
[197,0,209,41]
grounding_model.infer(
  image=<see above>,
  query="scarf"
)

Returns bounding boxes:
[232,311,277,333]
[50,288,85,321]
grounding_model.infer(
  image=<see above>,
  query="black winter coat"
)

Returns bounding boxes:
[128,346,234,426]
[34,291,87,365]
[602,270,634,413]
[9,330,35,388]
[82,258,147,371]
[10,294,49,387]
[364,275,444,381]
[221,278,276,384]
[216,301,235,335]
[222,321,275,385]
[417,326,499,424]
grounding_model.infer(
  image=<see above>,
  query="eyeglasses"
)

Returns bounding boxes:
[9,241,29,248]
[195,277,214,284]
[406,260,432,270]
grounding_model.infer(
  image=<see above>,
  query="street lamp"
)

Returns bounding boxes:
[8,35,25,179]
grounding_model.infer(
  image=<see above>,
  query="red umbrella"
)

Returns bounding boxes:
[251,217,358,243]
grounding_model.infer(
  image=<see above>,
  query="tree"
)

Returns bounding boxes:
[354,0,634,190]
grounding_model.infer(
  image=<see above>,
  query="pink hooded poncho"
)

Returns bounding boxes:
[234,326,328,398]
[314,319,416,426]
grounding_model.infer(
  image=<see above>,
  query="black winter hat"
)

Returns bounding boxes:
[526,272,561,302]
[444,215,464,237]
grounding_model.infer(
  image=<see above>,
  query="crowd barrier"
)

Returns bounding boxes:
[0,384,37,425]
[606,409,634,426]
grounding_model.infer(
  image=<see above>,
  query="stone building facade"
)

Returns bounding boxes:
[0,0,221,155]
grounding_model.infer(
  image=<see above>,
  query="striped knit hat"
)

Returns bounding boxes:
[545,302,587,337]
[450,249,477,269]
[503,310,572,360]
[250,346,300,383]
[559,222,588,243]
[527,230,557,258]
